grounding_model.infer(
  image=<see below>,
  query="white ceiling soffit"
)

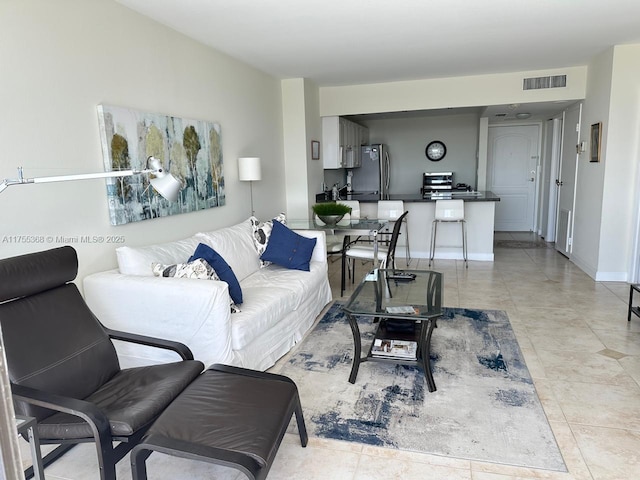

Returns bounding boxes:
[116,0,640,87]
[345,102,575,123]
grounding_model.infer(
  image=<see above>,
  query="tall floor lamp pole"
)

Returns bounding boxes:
[238,157,261,216]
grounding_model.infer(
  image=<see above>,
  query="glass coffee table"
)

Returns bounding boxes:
[342,269,443,392]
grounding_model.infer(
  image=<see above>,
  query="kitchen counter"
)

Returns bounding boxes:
[316,191,500,203]
[313,191,500,262]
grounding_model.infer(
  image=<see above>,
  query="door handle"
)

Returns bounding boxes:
[529,177,535,182]
[555,179,564,186]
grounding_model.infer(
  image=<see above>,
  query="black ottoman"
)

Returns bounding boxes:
[131,364,308,480]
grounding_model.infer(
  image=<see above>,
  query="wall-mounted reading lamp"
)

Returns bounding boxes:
[0,156,181,201]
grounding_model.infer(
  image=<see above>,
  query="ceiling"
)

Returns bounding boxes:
[116,0,640,119]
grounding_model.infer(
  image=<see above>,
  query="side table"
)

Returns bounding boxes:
[342,269,442,392]
[628,284,640,321]
[15,415,45,480]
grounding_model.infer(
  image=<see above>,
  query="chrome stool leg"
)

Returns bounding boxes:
[429,220,438,266]
[461,219,468,268]
[404,218,411,266]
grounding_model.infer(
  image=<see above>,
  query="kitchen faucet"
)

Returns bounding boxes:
[334,184,350,200]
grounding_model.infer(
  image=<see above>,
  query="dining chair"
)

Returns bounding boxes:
[377,200,411,265]
[341,210,408,296]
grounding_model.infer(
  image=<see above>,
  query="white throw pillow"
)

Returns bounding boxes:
[117,236,200,276]
[195,217,260,282]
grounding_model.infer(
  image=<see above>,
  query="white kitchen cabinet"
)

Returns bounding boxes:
[343,120,358,168]
[322,116,342,169]
[357,123,369,148]
[322,116,369,169]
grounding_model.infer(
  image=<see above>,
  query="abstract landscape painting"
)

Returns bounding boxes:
[97,104,225,225]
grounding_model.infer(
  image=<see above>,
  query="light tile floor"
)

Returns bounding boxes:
[19,233,640,479]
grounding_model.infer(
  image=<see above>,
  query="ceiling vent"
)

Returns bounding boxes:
[523,75,567,90]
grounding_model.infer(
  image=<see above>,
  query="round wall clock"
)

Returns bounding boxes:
[425,141,447,161]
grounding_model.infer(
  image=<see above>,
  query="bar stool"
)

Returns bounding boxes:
[340,200,360,221]
[378,200,411,265]
[429,199,467,267]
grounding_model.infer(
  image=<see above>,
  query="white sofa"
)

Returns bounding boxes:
[83,218,332,371]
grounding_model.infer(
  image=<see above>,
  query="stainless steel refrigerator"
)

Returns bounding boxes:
[352,144,390,197]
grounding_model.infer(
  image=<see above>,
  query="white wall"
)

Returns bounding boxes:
[477,118,489,191]
[282,79,309,218]
[598,45,640,280]
[304,80,325,208]
[0,0,285,281]
[570,49,612,277]
[319,66,587,116]
[568,44,640,281]
[282,78,323,218]
[360,113,480,193]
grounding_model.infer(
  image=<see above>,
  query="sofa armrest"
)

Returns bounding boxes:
[293,230,327,264]
[84,270,234,367]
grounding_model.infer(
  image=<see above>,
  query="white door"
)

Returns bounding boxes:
[544,118,563,242]
[555,103,582,257]
[488,125,540,231]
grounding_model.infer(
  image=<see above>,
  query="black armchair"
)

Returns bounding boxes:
[0,246,204,480]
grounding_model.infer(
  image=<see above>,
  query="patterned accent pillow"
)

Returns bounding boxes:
[251,213,287,267]
[152,258,219,280]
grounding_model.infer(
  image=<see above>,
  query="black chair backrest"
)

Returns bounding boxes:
[385,211,408,268]
[0,246,120,421]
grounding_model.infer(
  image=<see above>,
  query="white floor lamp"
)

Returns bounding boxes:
[238,157,261,216]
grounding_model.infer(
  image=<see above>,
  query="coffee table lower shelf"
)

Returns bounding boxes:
[346,314,439,392]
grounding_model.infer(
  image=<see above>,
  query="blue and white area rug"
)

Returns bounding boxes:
[277,303,566,471]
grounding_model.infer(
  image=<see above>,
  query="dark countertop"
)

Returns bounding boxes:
[316,191,500,203]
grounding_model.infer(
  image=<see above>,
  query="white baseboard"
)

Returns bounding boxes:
[397,251,494,262]
[571,252,628,282]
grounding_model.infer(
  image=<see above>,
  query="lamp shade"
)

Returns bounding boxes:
[238,157,261,182]
[146,156,181,201]
[150,174,181,202]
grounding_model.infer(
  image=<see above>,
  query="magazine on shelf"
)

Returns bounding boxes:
[371,339,417,359]
[385,305,418,314]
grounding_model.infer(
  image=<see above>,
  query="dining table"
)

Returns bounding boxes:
[286,217,389,265]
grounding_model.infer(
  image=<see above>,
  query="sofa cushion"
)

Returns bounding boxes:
[229,286,298,351]
[189,244,243,305]
[117,236,201,276]
[251,213,286,267]
[260,221,317,272]
[195,218,260,282]
[242,260,327,311]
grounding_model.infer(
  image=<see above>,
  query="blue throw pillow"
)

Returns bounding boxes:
[260,220,317,271]
[189,243,243,304]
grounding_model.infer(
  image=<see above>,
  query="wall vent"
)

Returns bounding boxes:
[523,75,567,90]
